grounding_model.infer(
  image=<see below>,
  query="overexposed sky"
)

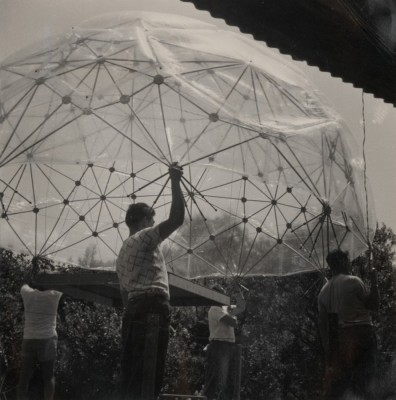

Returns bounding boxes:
[1,0,395,232]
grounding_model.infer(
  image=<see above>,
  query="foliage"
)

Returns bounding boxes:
[353,224,396,353]
[0,250,28,398]
[77,244,102,269]
[164,307,207,395]
[1,224,396,399]
[238,273,324,400]
[77,244,115,269]
[55,299,122,400]
[352,224,396,397]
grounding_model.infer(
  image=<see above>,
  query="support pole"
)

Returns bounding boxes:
[142,313,160,400]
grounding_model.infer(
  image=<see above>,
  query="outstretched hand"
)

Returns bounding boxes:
[169,162,183,181]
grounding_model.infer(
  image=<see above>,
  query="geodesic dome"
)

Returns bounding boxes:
[0,12,375,278]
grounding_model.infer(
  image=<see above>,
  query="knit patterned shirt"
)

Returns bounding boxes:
[116,226,169,300]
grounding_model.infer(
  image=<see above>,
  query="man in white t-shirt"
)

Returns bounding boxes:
[17,260,62,400]
[116,164,184,400]
[203,285,246,400]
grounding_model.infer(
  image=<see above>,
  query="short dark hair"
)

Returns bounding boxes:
[326,249,349,274]
[125,203,155,228]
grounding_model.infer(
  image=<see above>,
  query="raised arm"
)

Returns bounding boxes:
[220,312,238,328]
[158,164,185,240]
[229,292,247,317]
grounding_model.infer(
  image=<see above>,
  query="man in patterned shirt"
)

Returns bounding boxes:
[116,164,184,400]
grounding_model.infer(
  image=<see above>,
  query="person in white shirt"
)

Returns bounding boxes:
[203,285,246,400]
[17,259,62,400]
[318,249,379,399]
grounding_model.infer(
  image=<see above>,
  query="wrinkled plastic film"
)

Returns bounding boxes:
[0,12,375,277]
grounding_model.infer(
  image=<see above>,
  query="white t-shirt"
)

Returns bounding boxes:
[21,284,62,339]
[208,306,235,343]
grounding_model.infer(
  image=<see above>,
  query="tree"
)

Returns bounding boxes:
[78,244,101,269]
[352,224,396,397]
[238,273,323,399]
[0,249,27,397]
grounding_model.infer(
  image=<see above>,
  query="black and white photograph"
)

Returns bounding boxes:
[1,1,396,399]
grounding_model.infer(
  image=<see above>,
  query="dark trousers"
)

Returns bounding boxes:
[119,295,171,400]
[17,338,57,400]
[323,325,377,399]
[203,340,236,400]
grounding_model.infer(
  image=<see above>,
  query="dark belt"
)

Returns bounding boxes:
[210,339,235,344]
[128,291,168,304]
[338,323,373,329]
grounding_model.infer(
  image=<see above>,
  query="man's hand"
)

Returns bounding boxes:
[169,163,183,181]
[158,162,185,239]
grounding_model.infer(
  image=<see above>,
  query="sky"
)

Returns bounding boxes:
[1,0,395,233]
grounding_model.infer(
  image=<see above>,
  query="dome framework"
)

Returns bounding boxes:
[0,12,373,279]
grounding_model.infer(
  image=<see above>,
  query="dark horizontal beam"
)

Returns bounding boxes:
[35,270,230,307]
[181,0,396,107]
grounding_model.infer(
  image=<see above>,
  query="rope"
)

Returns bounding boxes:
[361,91,372,266]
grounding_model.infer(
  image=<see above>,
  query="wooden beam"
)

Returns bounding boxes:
[59,285,120,307]
[159,396,207,399]
[35,270,230,307]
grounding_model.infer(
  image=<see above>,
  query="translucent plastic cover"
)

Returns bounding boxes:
[0,12,375,278]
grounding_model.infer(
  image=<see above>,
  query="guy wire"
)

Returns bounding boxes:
[361,91,372,263]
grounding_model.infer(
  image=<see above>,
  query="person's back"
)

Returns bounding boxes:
[116,226,169,302]
[318,249,379,399]
[318,274,372,327]
[208,306,236,343]
[204,287,246,400]
[21,284,62,339]
[18,279,62,400]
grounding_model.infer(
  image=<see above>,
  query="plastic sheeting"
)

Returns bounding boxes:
[0,12,375,278]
